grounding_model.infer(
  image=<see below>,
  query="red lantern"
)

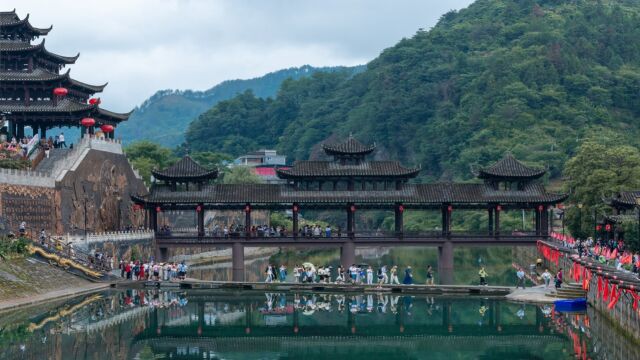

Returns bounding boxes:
[245,204,251,213]
[156,206,161,213]
[88,97,101,105]
[538,205,544,212]
[196,205,202,212]
[398,204,404,213]
[596,225,602,231]
[350,205,356,213]
[292,204,299,213]
[81,117,95,127]
[100,124,114,133]
[447,205,453,212]
[605,224,612,232]
[53,87,68,96]
[496,205,502,212]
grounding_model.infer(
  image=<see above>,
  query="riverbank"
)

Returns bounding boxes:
[0,256,111,312]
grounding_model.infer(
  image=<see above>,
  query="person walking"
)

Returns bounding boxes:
[403,266,413,285]
[58,132,66,148]
[390,265,400,284]
[377,267,385,288]
[554,268,563,289]
[366,266,374,285]
[294,265,301,283]
[516,267,526,289]
[479,266,488,286]
[425,265,434,285]
[265,265,274,283]
[541,269,552,288]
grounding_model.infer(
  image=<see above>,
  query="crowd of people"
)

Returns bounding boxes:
[264,263,423,287]
[0,132,68,160]
[118,259,188,281]
[564,237,640,275]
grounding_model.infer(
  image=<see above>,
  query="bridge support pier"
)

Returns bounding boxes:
[340,240,355,267]
[232,242,244,282]
[438,240,454,285]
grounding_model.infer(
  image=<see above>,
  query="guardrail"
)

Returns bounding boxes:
[65,230,155,245]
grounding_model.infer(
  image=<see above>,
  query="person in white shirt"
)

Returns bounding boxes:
[58,132,66,148]
[366,266,374,285]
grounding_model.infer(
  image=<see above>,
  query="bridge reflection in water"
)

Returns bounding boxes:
[2,289,601,360]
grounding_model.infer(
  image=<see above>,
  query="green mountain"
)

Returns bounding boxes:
[186,0,640,181]
[118,65,364,147]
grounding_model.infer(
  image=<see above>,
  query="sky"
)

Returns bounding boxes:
[13,0,474,111]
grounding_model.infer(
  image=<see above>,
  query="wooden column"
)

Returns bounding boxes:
[394,204,404,236]
[244,203,251,238]
[535,208,541,236]
[197,204,204,237]
[494,207,500,238]
[488,208,494,236]
[347,204,355,238]
[150,208,158,233]
[541,206,549,236]
[17,124,24,139]
[441,205,451,238]
[40,125,46,139]
[292,203,299,237]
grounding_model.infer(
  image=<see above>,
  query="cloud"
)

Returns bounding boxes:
[16,0,474,111]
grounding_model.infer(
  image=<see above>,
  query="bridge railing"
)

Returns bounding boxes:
[155,229,541,240]
[65,230,155,245]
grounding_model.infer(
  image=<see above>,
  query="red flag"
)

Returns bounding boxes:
[603,280,610,301]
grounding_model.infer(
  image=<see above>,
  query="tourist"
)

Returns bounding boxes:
[39,229,46,245]
[366,265,373,285]
[479,266,488,286]
[390,265,400,284]
[164,263,171,281]
[516,267,526,289]
[425,265,434,285]
[43,141,50,158]
[336,265,345,283]
[541,269,552,288]
[376,266,385,288]
[279,265,287,282]
[265,265,274,283]
[126,261,132,280]
[119,259,126,278]
[555,268,563,289]
[349,264,357,283]
[325,225,331,238]
[380,265,388,284]
[313,225,321,238]
[58,132,66,148]
[19,221,26,236]
[403,266,413,285]
[153,263,160,281]
[293,265,301,283]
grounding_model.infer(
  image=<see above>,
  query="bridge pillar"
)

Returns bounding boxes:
[232,242,244,282]
[340,240,355,267]
[438,240,454,284]
[395,204,404,236]
[197,203,204,237]
[488,208,494,236]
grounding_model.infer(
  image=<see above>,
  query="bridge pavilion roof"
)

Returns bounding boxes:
[322,135,376,156]
[478,154,545,180]
[152,156,218,182]
[604,190,640,210]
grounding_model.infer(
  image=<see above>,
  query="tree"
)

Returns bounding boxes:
[221,166,263,184]
[190,151,233,169]
[563,140,640,238]
[124,141,177,185]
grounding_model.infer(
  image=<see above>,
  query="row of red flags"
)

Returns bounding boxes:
[539,241,640,312]
[551,231,576,245]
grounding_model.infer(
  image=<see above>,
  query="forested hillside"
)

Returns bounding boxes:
[119,65,363,147]
[186,0,640,181]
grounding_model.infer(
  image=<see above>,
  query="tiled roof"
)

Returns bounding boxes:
[478,154,545,179]
[152,156,218,181]
[0,68,66,81]
[0,99,131,124]
[0,12,51,35]
[97,107,133,122]
[277,161,420,178]
[135,182,567,206]
[322,136,376,156]
[0,39,78,64]
[606,190,640,208]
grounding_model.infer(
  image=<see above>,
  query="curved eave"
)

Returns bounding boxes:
[41,39,79,64]
[477,171,545,181]
[131,194,148,205]
[0,14,52,35]
[96,107,133,122]
[322,145,376,156]
[150,170,219,182]
[275,168,421,179]
[606,197,636,209]
[0,68,68,82]
[69,77,107,93]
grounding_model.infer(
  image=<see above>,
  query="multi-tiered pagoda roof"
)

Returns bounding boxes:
[0,10,131,139]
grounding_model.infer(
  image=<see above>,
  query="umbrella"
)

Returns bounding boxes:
[302,262,315,271]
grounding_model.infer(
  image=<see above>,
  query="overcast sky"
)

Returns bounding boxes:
[15,0,474,111]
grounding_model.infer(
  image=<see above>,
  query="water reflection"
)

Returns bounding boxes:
[0,289,635,359]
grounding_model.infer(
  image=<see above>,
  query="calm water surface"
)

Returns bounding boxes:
[0,289,635,359]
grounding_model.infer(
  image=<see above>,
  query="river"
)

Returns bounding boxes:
[1,288,637,359]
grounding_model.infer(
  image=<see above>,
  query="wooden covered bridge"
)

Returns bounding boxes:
[132,136,567,283]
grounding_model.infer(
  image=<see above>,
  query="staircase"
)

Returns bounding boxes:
[35,148,71,174]
[545,282,587,299]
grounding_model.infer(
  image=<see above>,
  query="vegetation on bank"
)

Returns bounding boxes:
[0,237,29,260]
